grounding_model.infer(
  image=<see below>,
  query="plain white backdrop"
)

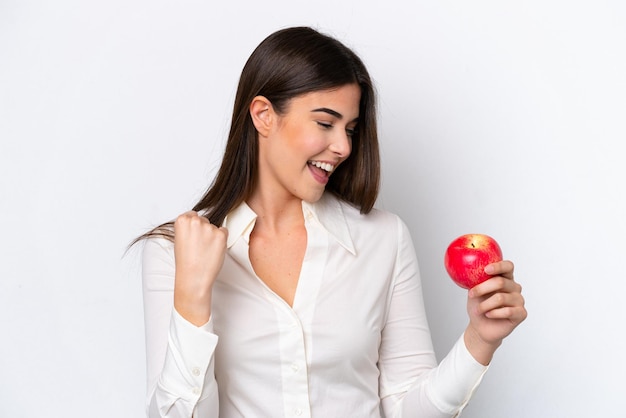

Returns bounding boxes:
[1,1,625,417]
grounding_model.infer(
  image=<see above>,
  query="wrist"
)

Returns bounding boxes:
[463,325,502,366]
[174,287,212,327]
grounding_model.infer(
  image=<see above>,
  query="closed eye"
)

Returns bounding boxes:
[316,121,357,137]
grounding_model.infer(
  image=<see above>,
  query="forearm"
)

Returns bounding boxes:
[173,285,213,327]
[382,336,489,417]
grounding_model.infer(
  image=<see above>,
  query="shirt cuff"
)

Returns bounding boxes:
[159,309,219,403]
[426,335,489,416]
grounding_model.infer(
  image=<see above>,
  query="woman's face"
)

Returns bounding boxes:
[257,83,361,204]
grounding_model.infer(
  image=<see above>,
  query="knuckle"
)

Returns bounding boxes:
[177,210,196,222]
[495,276,507,288]
[494,292,506,306]
[519,294,526,307]
[521,308,529,320]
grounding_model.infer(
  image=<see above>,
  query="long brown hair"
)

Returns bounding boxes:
[133,26,380,244]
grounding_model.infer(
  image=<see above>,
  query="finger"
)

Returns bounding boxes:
[177,212,213,228]
[476,291,525,315]
[175,211,198,228]
[484,260,514,277]
[470,276,522,298]
[178,210,199,219]
[484,305,528,321]
[204,226,228,248]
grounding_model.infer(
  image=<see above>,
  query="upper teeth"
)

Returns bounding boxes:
[310,161,334,172]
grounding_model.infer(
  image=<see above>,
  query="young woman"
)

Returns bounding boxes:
[138,26,527,417]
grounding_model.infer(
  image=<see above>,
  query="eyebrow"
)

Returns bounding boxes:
[311,107,359,122]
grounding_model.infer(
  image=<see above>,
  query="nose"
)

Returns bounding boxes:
[328,131,352,158]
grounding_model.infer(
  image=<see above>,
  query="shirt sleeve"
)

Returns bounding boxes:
[379,217,488,418]
[142,237,220,418]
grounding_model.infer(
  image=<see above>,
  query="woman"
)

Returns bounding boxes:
[138,26,527,417]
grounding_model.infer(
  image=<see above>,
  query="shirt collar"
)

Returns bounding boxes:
[223,202,257,249]
[222,193,356,255]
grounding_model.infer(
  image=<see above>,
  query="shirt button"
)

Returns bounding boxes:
[192,387,201,395]
[294,408,303,416]
[291,363,299,372]
[192,367,201,376]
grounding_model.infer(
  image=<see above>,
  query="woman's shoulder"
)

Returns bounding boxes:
[142,235,174,251]
[323,194,417,262]
[133,222,176,262]
[327,193,409,238]
[330,193,401,221]
[140,236,176,290]
[140,235,175,267]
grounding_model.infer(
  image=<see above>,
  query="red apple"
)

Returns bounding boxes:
[444,234,503,289]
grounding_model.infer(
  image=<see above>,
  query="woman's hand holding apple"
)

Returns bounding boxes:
[463,260,527,365]
[444,234,527,364]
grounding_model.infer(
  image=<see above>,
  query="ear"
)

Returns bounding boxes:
[249,96,274,138]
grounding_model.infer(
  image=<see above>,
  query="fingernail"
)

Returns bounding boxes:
[484,265,495,275]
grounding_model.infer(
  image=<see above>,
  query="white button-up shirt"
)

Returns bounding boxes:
[142,193,487,418]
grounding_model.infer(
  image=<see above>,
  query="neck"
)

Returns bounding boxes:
[247,191,305,234]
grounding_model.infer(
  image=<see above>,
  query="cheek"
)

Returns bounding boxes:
[285,127,325,154]
[304,125,330,149]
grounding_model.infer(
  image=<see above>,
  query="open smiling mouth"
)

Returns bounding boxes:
[307,160,335,178]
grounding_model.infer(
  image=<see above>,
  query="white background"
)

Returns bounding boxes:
[1,1,625,417]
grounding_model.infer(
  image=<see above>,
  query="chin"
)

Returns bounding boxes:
[299,189,325,204]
